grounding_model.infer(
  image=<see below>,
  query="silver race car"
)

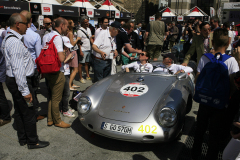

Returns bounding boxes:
[77,62,195,143]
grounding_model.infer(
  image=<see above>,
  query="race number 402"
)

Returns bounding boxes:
[120,83,149,97]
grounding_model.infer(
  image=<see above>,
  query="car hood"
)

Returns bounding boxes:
[98,74,175,123]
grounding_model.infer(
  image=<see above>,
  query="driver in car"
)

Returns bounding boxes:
[121,52,153,73]
[153,53,193,74]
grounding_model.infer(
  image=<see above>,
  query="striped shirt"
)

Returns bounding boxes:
[1,29,34,96]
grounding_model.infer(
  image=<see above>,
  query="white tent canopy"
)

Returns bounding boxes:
[72,0,95,8]
[183,6,208,16]
[98,0,119,11]
[30,0,61,5]
[159,7,177,17]
[187,7,204,16]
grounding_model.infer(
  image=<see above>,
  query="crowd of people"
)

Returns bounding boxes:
[0,10,240,159]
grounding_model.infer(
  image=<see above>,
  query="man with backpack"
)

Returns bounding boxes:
[192,28,239,160]
[41,17,70,128]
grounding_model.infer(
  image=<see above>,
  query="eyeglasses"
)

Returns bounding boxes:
[19,22,28,26]
[45,23,52,25]
[139,53,145,56]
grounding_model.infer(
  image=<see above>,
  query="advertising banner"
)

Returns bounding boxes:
[0,1,29,14]
[30,3,41,15]
[53,5,78,17]
[115,10,120,18]
[161,17,172,21]
[149,16,155,21]
[94,9,110,18]
[120,12,131,19]
[177,16,184,21]
[80,7,86,16]
[38,15,44,26]
[87,8,94,18]
[229,11,240,22]
[171,16,177,21]
[110,10,115,18]
[223,2,240,9]
[41,3,53,15]
[183,16,203,21]
[210,7,215,17]
[203,16,209,22]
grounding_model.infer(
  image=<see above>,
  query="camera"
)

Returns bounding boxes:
[77,40,83,45]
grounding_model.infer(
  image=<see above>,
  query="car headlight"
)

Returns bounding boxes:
[158,107,177,127]
[77,96,91,115]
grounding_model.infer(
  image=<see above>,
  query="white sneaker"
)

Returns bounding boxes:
[80,78,86,84]
[63,110,76,118]
[69,109,75,113]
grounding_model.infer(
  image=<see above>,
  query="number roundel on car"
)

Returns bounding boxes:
[120,82,149,97]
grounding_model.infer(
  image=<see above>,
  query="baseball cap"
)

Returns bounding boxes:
[62,36,73,49]
[161,53,177,63]
[110,21,124,32]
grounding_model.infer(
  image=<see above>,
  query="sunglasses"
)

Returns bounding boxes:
[19,22,28,25]
[139,53,145,56]
[45,23,52,25]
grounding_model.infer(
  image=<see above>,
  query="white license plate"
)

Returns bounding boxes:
[101,122,133,135]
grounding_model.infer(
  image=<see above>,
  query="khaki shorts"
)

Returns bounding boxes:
[146,45,162,60]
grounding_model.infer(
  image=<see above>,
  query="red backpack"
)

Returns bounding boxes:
[35,35,61,74]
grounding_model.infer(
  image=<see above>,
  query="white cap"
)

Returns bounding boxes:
[62,36,73,49]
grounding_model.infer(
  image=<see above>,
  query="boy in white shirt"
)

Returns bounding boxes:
[60,36,76,118]
[122,52,153,72]
[153,53,193,74]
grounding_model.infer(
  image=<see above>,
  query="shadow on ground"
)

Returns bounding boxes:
[71,118,185,160]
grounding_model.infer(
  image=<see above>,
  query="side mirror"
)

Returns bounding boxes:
[177,72,187,79]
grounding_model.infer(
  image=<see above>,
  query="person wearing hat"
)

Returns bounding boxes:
[60,36,76,118]
[121,52,153,73]
[153,53,193,74]
[92,21,119,82]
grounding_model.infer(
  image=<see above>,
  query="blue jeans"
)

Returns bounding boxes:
[93,58,112,82]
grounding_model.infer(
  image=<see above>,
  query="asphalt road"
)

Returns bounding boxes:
[0,62,199,160]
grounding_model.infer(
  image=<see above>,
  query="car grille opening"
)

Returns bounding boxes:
[88,124,93,129]
[143,135,154,140]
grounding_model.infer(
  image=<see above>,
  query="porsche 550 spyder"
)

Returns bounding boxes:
[77,62,195,143]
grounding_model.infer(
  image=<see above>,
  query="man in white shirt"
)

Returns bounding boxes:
[122,52,153,73]
[95,17,109,39]
[223,22,233,55]
[77,16,94,83]
[92,21,119,82]
[192,28,239,160]
[42,17,71,128]
[153,53,193,74]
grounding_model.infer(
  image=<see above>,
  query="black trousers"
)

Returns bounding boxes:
[6,76,38,145]
[0,82,11,121]
[31,68,40,108]
[192,103,227,160]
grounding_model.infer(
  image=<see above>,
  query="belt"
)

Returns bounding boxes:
[7,76,32,80]
[94,55,111,61]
